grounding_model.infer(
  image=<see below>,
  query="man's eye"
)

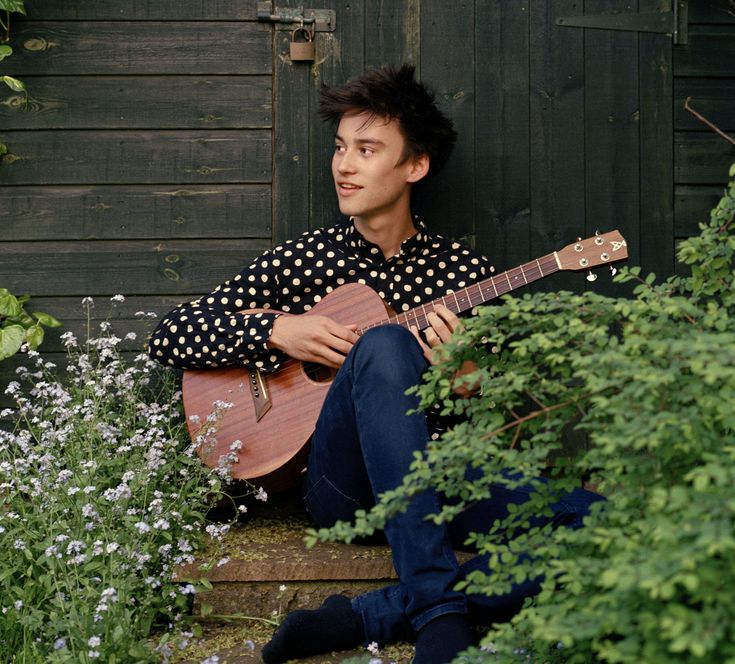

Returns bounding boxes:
[334,144,345,152]
[360,148,374,156]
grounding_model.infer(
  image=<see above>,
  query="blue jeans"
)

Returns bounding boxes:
[303,325,602,645]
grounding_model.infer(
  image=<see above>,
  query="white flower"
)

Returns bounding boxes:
[14,600,23,610]
[81,296,94,307]
[87,650,100,659]
[367,641,380,656]
[238,504,248,513]
[134,521,151,534]
[200,656,220,664]
[88,636,101,647]
[110,294,125,303]
[279,584,287,592]
[216,557,230,568]
[255,487,268,502]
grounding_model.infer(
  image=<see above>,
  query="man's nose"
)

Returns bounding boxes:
[336,149,357,173]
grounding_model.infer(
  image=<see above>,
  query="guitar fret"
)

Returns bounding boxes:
[536,258,544,276]
[505,271,513,290]
[519,264,528,284]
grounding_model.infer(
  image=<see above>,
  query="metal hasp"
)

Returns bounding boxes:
[257,1,336,32]
[557,0,688,45]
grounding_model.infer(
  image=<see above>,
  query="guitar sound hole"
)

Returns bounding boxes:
[303,362,337,384]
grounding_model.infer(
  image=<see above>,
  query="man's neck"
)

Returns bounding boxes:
[352,211,416,259]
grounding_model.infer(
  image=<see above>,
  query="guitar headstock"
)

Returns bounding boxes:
[556,230,628,272]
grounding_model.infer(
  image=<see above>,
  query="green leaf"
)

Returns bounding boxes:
[2,76,26,93]
[0,324,25,360]
[33,311,62,328]
[0,45,12,62]
[0,289,22,317]
[0,0,27,15]
[24,322,44,350]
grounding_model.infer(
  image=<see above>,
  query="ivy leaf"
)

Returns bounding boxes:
[33,311,62,328]
[0,324,25,360]
[0,45,12,62]
[2,76,26,93]
[0,0,27,15]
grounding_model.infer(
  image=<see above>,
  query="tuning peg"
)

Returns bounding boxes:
[609,265,617,277]
[586,271,598,282]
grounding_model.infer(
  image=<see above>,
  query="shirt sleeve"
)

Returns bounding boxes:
[148,247,288,372]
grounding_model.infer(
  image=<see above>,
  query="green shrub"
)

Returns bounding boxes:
[310,164,735,663]
[0,298,251,663]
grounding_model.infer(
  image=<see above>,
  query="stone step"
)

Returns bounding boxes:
[170,490,415,662]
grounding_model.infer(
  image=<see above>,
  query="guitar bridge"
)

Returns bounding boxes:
[248,368,272,422]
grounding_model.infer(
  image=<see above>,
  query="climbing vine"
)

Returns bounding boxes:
[0,0,27,157]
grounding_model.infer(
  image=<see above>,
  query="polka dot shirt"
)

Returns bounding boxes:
[149,216,492,372]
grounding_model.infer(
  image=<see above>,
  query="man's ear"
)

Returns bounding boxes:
[406,153,430,184]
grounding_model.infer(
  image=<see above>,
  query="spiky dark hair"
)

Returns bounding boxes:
[319,64,457,181]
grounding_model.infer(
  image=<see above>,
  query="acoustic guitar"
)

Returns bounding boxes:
[182,231,628,490]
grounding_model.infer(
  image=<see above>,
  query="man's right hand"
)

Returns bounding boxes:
[267,314,359,368]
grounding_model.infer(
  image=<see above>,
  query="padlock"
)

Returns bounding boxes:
[289,26,315,62]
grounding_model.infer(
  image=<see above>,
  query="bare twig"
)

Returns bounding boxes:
[684,97,735,148]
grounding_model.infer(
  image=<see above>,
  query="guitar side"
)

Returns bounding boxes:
[181,282,390,490]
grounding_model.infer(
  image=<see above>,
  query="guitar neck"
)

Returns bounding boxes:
[359,251,561,334]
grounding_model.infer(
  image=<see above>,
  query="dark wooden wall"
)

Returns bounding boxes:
[675,1,735,241]
[0,1,273,395]
[1,0,733,399]
[274,0,734,291]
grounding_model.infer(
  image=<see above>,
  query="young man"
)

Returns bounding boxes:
[149,65,601,663]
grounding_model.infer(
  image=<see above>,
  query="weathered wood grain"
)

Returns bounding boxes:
[689,1,735,24]
[0,239,270,297]
[0,130,272,185]
[308,0,365,233]
[474,0,531,270]
[418,0,475,242]
[8,22,270,75]
[364,0,419,70]
[584,0,641,275]
[529,0,586,293]
[24,0,258,20]
[674,78,735,130]
[675,185,726,236]
[674,26,735,77]
[675,132,735,184]
[272,20,313,244]
[0,76,272,130]
[1,185,271,240]
[640,0,675,280]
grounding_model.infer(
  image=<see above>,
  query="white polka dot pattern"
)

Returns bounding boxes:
[149,217,491,371]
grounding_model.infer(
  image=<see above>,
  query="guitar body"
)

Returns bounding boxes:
[180,230,628,491]
[182,282,392,490]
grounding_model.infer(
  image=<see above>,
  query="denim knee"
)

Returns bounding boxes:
[351,325,426,385]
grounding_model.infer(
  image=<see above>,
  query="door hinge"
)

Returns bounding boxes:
[557,0,688,44]
[257,2,336,32]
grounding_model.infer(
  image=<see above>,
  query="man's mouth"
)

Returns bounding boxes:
[338,182,362,193]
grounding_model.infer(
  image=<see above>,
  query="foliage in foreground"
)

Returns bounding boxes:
[0,300,250,663]
[310,164,735,663]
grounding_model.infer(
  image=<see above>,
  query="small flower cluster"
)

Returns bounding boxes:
[0,298,260,662]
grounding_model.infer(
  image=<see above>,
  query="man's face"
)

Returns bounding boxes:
[331,112,424,222]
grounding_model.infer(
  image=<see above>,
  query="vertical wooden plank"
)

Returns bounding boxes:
[529,0,586,292]
[475,1,531,270]
[639,0,674,279]
[273,1,311,244]
[364,0,420,69]
[584,0,641,293]
[309,0,366,232]
[417,0,475,241]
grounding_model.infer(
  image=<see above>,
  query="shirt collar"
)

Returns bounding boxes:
[337,216,431,261]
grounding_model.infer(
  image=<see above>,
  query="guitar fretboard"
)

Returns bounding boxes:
[360,252,560,334]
